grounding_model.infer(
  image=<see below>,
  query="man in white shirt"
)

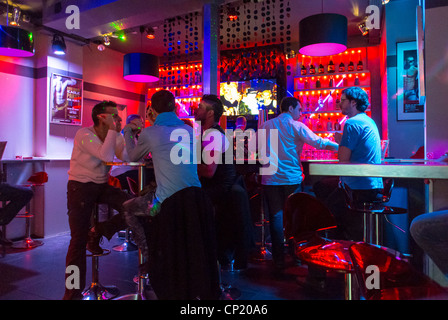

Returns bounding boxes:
[260,96,338,271]
[63,100,132,300]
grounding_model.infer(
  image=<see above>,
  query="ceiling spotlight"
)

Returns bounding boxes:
[97,44,106,51]
[103,35,110,46]
[358,21,369,36]
[10,7,20,26]
[145,27,155,39]
[227,7,239,21]
[382,0,390,4]
[52,34,66,55]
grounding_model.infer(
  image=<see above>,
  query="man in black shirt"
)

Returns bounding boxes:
[195,95,251,270]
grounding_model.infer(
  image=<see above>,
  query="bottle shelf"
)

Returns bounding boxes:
[294,70,370,79]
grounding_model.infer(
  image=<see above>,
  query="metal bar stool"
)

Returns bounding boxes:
[251,176,272,261]
[12,172,47,249]
[82,203,120,300]
[341,179,407,246]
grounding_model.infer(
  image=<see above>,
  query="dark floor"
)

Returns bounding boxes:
[0,231,346,301]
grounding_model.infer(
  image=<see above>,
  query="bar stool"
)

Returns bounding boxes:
[251,174,272,261]
[341,179,408,246]
[114,249,150,300]
[284,192,357,300]
[82,203,120,300]
[12,172,47,249]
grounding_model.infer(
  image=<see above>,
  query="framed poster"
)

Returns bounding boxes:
[397,41,424,120]
[49,73,83,125]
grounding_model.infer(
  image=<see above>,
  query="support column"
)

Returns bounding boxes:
[202,1,220,95]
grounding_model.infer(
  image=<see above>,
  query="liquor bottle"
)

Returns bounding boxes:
[343,75,348,87]
[301,63,307,76]
[318,59,324,74]
[304,79,310,89]
[318,94,324,110]
[300,55,307,75]
[327,92,334,110]
[335,92,341,106]
[338,54,345,72]
[357,59,363,71]
[334,119,341,131]
[326,117,333,131]
[357,50,363,71]
[317,115,323,131]
[348,60,355,72]
[329,75,334,87]
[316,78,321,88]
[328,57,335,73]
[309,61,316,75]
[354,75,360,86]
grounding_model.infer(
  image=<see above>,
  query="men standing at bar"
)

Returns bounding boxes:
[123,90,220,300]
[260,96,338,272]
[63,101,131,300]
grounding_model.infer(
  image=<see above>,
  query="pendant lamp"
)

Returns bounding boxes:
[299,13,347,57]
[0,25,34,57]
[123,52,159,82]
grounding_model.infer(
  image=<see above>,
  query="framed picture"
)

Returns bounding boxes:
[396,41,424,120]
[49,73,83,125]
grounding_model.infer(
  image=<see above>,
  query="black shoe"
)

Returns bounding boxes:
[87,230,104,255]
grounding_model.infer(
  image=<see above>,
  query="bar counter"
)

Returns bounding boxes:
[308,159,448,180]
[308,159,448,283]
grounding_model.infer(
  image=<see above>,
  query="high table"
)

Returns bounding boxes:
[308,159,448,282]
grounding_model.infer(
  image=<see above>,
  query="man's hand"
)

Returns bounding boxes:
[98,113,116,131]
[334,132,342,144]
[146,108,156,126]
[124,118,144,134]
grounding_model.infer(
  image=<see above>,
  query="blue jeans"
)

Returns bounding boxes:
[0,183,33,226]
[410,210,448,276]
[263,184,302,268]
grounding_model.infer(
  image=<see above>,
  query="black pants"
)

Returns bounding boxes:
[263,184,303,268]
[0,183,34,226]
[313,177,382,241]
[63,180,131,300]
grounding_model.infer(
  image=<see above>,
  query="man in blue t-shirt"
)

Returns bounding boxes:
[314,87,383,242]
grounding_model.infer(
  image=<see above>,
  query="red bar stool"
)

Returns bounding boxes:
[12,172,48,249]
[82,203,120,300]
[284,192,357,299]
[349,242,448,300]
[341,178,407,246]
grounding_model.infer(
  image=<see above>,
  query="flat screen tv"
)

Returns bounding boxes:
[220,79,277,116]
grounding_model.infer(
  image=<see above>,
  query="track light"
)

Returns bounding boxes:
[103,35,110,46]
[382,0,390,4]
[52,34,66,55]
[10,7,20,26]
[358,21,369,36]
[145,27,155,39]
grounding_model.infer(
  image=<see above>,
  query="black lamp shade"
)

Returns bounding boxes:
[0,25,34,57]
[123,52,159,82]
[299,13,347,57]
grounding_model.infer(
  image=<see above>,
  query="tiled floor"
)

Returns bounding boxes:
[0,232,345,301]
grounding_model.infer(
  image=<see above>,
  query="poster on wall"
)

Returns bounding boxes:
[49,73,83,125]
[397,41,424,121]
